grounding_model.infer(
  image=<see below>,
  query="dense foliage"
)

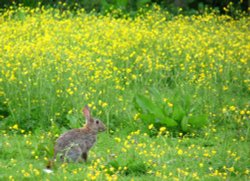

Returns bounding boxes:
[0,0,248,15]
[0,5,249,133]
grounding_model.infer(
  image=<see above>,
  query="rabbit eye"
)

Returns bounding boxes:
[96,120,99,124]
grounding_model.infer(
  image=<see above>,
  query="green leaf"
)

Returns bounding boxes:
[115,0,128,8]
[140,113,155,124]
[160,117,178,127]
[66,114,79,128]
[181,116,189,132]
[163,105,172,116]
[188,115,208,128]
[149,87,162,101]
[101,0,110,11]
[134,94,152,113]
[137,0,151,7]
[134,94,165,119]
[183,94,191,111]
[172,105,186,122]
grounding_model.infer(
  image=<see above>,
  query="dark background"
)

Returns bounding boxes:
[0,0,249,15]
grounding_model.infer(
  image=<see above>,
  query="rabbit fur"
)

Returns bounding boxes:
[46,105,106,170]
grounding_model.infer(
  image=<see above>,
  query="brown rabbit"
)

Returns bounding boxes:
[45,105,106,170]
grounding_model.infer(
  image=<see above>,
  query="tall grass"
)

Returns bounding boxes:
[0,5,249,133]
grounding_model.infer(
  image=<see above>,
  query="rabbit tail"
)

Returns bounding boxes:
[46,160,54,169]
[43,155,56,173]
[43,160,54,173]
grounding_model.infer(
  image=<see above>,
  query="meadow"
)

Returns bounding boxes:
[0,4,249,180]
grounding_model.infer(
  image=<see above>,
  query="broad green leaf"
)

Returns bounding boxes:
[183,94,191,111]
[140,113,155,124]
[188,115,208,128]
[134,95,145,112]
[160,117,178,127]
[134,94,153,113]
[181,116,189,132]
[163,105,172,116]
[172,105,186,122]
[135,94,165,119]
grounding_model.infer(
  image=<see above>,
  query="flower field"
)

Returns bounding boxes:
[0,5,249,181]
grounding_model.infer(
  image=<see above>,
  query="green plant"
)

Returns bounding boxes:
[134,88,208,134]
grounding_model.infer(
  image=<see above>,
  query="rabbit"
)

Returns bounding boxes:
[45,105,106,171]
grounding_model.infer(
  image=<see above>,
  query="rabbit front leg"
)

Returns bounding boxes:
[81,152,88,162]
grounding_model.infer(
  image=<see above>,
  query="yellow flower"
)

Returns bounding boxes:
[102,102,108,108]
[33,169,40,176]
[148,124,154,130]
[168,102,173,108]
[114,137,121,143]
[203,153,210,157]
[244,169,249,175]
[177,149,183,155]
[223,86,228,91]
[240,110,245,115]
[133,113,140,121]
[12,124,18,130]
[228,167,234,172]
[159,127,166,132]
[229,106,236,111]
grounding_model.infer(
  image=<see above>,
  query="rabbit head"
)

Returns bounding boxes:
[83,105,106,133]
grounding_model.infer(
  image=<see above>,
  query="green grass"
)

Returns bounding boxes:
[1,124,249,180]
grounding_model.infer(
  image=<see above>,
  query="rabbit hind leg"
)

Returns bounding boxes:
[65,146,82,162]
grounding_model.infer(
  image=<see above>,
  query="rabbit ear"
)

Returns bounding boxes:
[83,105,92,123]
